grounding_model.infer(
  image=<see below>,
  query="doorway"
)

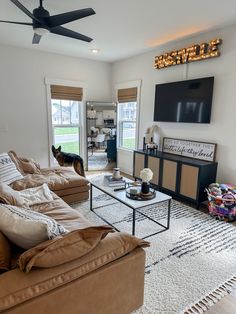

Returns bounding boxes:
[86,101,117,171]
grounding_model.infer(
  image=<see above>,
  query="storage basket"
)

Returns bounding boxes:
[206,184,236,222]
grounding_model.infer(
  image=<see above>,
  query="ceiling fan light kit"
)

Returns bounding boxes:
[34,27,49,36]
[0,0,96,44]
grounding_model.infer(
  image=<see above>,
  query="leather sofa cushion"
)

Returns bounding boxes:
[19,226,114,273]
[55,185,89,197]
[30,195,92,232]
[10,168,88,192]
[10,172,68,191]
[61,192,89,204]
[0,232,11,272]
[41,167,89,190]
[0,233,149,312]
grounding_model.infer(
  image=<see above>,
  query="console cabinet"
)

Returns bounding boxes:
[133,150,218,207]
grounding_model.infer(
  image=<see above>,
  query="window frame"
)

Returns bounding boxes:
[51,98,81,156]
[115,80,141,151]
[118,103,137,150]
[45,78,87,167]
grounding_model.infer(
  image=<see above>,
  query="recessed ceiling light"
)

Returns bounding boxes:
[91,49,100,54]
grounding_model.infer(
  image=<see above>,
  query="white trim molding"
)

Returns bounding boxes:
[114,80,142,175]
[44,78,88,89]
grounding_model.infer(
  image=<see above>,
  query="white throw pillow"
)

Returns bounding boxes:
[0,153,23,184]
[19,184,54,206]
[0,204,68,249]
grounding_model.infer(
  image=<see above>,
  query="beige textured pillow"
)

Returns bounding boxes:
[0,231,11,272]
[0,182,25,206]
[8,151,41,175]
[19,225,114,273]
[18,184,53,206]
[0,204,67,249]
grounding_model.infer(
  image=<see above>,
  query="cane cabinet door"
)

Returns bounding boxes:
[162,159,178,192]
[179,164,199,200]
[134,152,145,179]
[147,156,160,186]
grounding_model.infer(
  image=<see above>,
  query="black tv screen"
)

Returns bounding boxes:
[153,77,214,123]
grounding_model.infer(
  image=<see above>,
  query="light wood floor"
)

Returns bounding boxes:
[86,170,236,314]
[205,294,236,314]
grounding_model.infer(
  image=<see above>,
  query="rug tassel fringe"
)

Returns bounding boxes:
[184,275,236,314]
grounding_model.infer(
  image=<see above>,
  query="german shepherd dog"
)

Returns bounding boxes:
[52,145,85,177]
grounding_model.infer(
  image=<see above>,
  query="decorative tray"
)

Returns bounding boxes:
[126,186,156,201]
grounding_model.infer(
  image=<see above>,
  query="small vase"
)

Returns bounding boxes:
[141,181,150,194]
[112,168,121,180]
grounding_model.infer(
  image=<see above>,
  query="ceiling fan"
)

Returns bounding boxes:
[0,0,96,44]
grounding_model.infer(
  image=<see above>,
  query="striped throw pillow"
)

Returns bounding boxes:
[0,204,68,249]
[0,153,23,184]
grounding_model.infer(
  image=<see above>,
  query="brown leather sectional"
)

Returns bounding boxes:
[0,152,147,313]
[0,194,147,314]
[8,151,90,204]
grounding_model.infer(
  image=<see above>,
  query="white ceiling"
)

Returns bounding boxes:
[0,0,236,62]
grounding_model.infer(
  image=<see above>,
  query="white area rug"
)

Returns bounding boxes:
[72,188,236,314]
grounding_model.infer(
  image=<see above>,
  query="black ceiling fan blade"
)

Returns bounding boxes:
[51,26,93,42]
[0,20,33,26]
[10,0,40,23]
[32,33,42,44]
[45,8,96,28]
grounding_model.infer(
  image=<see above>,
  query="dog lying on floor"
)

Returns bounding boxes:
[52,145,85,177]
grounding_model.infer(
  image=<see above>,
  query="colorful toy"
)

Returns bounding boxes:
[206,183,236,222]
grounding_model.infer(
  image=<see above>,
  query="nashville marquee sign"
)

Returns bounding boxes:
[154,38,222,69]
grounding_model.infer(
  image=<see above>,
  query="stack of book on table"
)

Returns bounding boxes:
[104,175,126,189]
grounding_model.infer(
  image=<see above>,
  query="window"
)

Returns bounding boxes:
[118,102,137,149]
[51,99,81,154]
[117,85,139,150]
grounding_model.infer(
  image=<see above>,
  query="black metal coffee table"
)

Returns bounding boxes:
[89,175,171,239]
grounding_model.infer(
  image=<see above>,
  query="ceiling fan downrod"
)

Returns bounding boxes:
[39,0,43,8]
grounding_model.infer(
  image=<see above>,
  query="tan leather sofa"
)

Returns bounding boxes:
[8,151,89,204]
[0,194,147,314]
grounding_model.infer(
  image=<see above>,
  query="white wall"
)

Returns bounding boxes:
[117,148,134,175]
[0,45,112,167]
[112,23,236,183]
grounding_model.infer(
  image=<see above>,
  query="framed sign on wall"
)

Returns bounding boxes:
[162,138,217,162]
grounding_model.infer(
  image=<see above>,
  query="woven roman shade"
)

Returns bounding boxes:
[117,87,137,103]
[51,85,83,101]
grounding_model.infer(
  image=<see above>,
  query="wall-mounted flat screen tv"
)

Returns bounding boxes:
[153,77,214,123]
